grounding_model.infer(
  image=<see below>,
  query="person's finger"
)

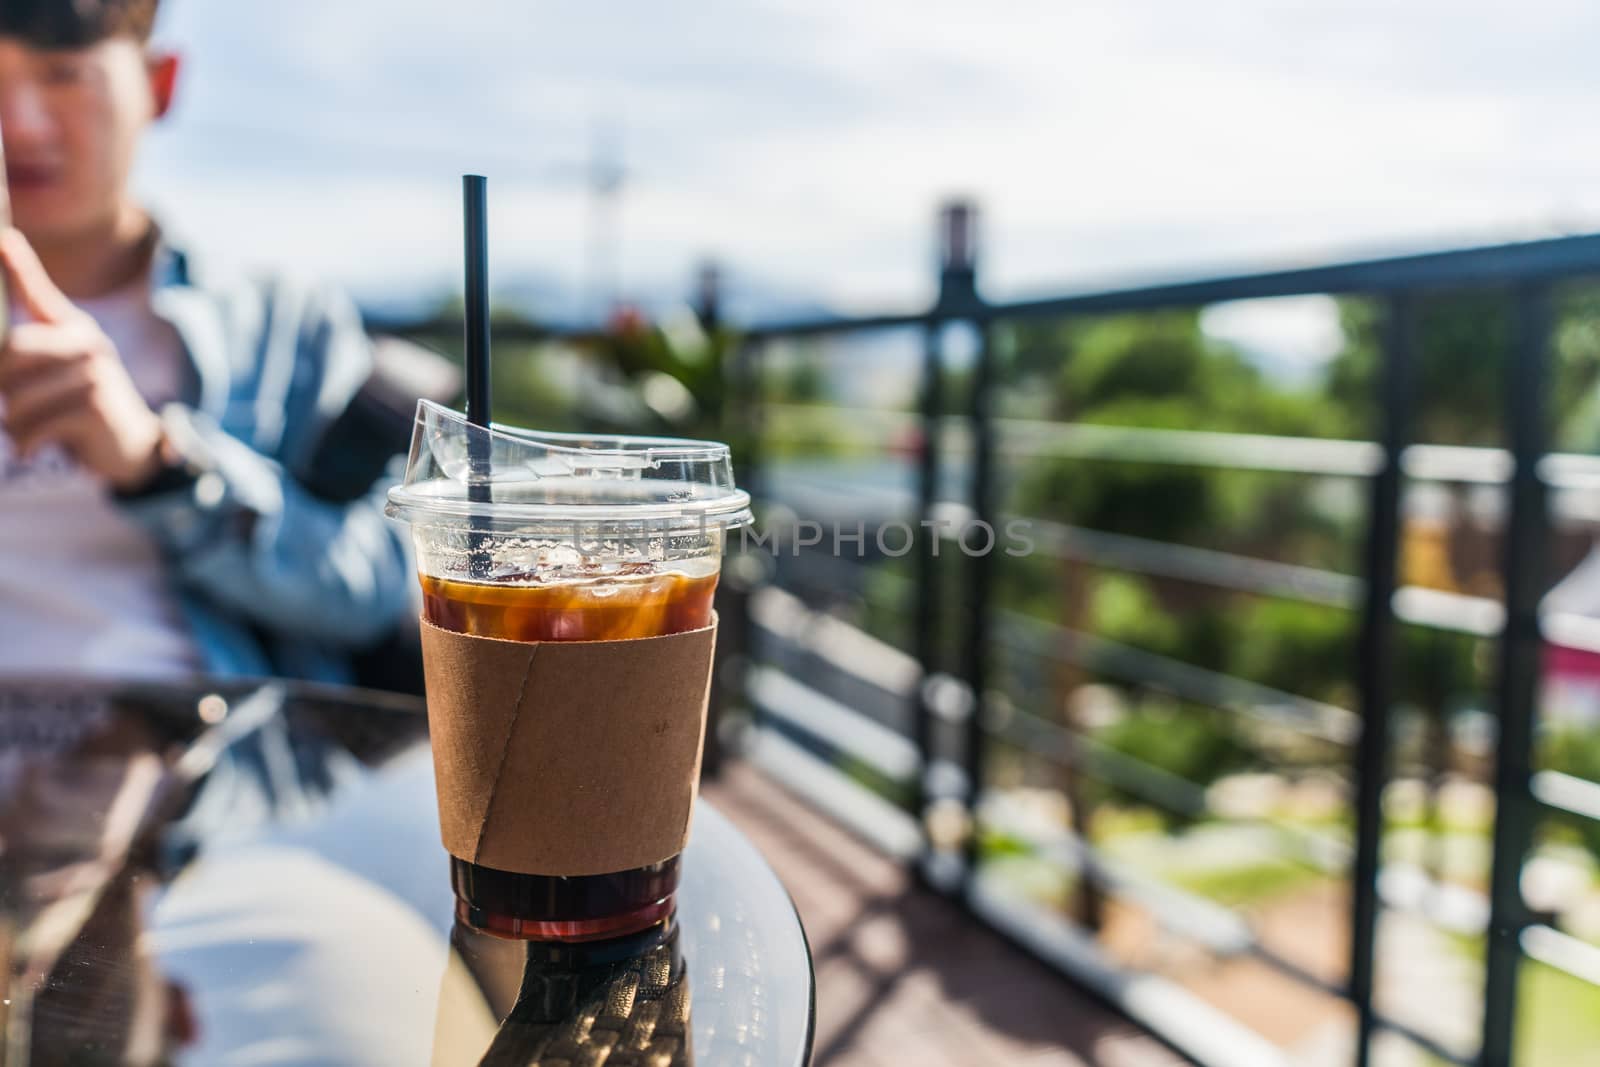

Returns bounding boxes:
[1,366,93,437]
[0,324,87,386]
[11,405,94,460]
[0,228,79,326]
[0,357,73,398]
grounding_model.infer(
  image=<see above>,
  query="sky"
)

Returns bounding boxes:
[137,0,1600,344]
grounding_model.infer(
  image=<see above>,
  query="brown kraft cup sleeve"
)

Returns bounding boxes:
[419,615,717,877]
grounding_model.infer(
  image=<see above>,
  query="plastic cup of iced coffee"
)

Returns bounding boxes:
[387,399,750,941]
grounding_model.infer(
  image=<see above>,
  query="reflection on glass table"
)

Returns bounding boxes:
[438,917,690,1066]
[0,678,814,1066]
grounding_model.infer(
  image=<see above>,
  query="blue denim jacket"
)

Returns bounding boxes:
[117,243,414,681]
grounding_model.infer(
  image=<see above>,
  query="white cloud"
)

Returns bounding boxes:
[137,0,1600,316]
[1201,296,1345,383]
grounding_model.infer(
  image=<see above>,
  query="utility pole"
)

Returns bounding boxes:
[584,120,625,325]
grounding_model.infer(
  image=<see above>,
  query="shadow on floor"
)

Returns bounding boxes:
[702,763,1190,1067]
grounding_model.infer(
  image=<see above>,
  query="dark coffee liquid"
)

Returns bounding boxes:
[422,569,717,642]
[452,856,681,941]
[423,569,718,941]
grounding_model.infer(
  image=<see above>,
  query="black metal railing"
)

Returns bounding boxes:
[374,206,1600,1067]
[725,207,1600,1067]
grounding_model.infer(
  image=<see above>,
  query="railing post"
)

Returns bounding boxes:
[721,335,762,765]
[913,200,982,869]
[697,260,730,778]
[695,260,722,334]
[955,214,995,888]
[1480,285,1551,1067]
[1349,293,1415,1067]
[938,201,980,314]
[913,319,943,832]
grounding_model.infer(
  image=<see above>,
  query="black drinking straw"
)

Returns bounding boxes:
[463,175,493,574]
[463,174,492,433]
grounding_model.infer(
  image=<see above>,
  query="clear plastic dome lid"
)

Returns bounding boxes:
[386,400,752,533]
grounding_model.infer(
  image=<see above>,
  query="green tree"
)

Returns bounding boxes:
[1324,285,1600,447]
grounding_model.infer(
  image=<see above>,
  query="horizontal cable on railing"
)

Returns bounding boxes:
[748,584,920,697]
[1024,518,1361,608]
[964,878,1293,1067]
[761,405,1377,479]
[993,420,1381,476]
[750,587,1360,866]
[1530,769,1600,824]
[1401,444,1512,485]
[750,588,1356,859]
[988,692,1514,946]
[1391,586,1504,637]
[748,588,1522,1050]
[975,799,1478,1067]
[746,665,920,786]
[759,410,1600,507]
[984,706,1352,871]
[979,805,1308,956]
[1543,611,1600,656]
[755,499,1364,610]
[744,726,925,860]
[994,609,1361,745]
[746,547,916,603]
[1520,924,1600,989]
[761,407,1384,478]
[755,528,1530,647]
[994,706,1506,941]
[1541,452,1600,491]
[989,703,1210,819]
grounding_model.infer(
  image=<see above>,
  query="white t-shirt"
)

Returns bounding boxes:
[0,276,205,678]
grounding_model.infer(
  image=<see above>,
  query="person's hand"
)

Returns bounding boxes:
[0,228,166,490]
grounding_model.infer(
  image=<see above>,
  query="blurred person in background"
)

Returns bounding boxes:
[0,0,416,681]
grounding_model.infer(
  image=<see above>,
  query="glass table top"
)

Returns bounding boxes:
[0,677,814,1066]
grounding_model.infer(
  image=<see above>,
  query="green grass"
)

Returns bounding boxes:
[977,829,1035,859]
[1514,957,1600,1066]
[1434,931,1600,1066]
[1167,859,1323,908]
[837,755,916,810]
[1089,805,1168,842]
